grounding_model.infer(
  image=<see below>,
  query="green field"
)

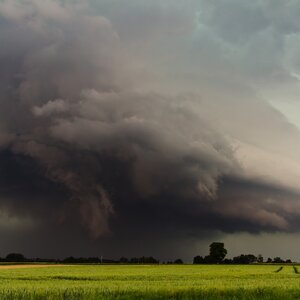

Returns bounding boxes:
[1,264,300,299]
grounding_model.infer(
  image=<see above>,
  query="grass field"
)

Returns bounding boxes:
[0,264,300,299]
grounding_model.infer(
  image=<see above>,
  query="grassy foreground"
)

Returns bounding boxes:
[0,264,300,299]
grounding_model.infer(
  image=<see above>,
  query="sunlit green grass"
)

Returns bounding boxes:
[0,264,300,299]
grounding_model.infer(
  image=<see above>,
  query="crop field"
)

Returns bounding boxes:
[1,264,300,299]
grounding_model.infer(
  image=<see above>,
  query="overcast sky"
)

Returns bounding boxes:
[1,0,300,261]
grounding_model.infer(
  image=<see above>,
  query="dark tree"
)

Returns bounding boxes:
[223,258,233,264]
[6,253,26,262]
[174,259,183,264]
[286,259,292,263]
[130,256,159,264]
[266,257,272,263]
[193,256,205,264]
[232,254,257,264]
[209,242,227,263]
[62,256,102,263]
[257,254,264,263]
[273,257,284,263]
[119,257,129,263]
[130,257,139,263]
[203,255,213,263]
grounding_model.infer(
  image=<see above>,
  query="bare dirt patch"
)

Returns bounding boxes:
[0,264,67,269]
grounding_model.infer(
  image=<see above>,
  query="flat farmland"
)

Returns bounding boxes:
[0,264,300,299]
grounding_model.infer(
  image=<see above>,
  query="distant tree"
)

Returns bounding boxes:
[119,257,129,263]
[130,257,139,263]
[209,242,227,263]
[193,256,205,264]
[223,258,233,264]
[130,256,159,264]
[203,255,214,263]
[273,257,284,263]
[62,256,76,263]
[232,254,257,264]
[141,256,159,264]
[286,259,292,264]
[5,253,26,262]
[257,254,264,263]
[62,256,102,264]
[266,257,272,263]
[86,257,101,263]
[174,259,183,264]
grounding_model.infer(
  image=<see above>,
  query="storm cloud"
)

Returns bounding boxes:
[1,0,300,259]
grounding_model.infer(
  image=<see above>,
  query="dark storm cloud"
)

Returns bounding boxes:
[1,0,300,258]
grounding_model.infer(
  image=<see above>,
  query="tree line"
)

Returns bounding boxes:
[193,242,292,264]
[1,243,293,264]
[0,254,186,264]
[0,253,161,264]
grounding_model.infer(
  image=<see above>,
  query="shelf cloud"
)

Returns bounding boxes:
[1,0,300,259]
